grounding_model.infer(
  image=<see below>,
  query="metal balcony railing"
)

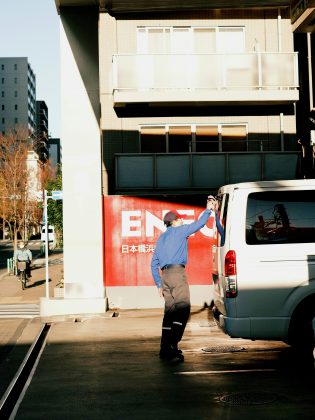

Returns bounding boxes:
[112,52,299,92]
[115,151,302,192]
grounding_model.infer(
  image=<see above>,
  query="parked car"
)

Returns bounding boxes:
[41,225,56,249]
[211,179,315,359]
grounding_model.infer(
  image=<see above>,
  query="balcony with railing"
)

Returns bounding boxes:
[112,52,299,106]
[115,150,302,194]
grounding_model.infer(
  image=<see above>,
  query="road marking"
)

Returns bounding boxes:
[175,369,277,375]
[0,304,40,319]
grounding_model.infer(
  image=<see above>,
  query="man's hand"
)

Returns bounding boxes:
[158,288,164,298]
[207,195,216,211]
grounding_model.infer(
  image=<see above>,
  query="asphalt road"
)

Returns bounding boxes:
[11,308,315,420]
[0,241,314,418]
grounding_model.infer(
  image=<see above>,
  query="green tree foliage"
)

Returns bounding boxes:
[45,165,63,247]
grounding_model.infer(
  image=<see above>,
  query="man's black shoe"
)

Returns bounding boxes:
[159,347,184,361]
[173,344,182,354]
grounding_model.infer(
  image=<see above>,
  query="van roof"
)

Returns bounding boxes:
[218,179,315,193]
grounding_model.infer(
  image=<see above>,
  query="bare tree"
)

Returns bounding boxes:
[0,127,43,248]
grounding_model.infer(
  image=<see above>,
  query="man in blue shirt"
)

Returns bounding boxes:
[151,196,216,361]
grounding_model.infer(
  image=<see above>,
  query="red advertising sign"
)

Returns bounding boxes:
[103,196,215,287]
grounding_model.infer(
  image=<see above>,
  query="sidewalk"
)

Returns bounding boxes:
[0,250,64,304]
[0,251,65,401]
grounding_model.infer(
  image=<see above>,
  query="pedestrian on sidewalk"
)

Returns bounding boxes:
[151,196,216,361]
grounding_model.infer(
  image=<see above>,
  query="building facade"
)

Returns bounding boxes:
[0,57,37,135]
[35,100,49,163]
[48,137,62,169]
[51,0,315,315]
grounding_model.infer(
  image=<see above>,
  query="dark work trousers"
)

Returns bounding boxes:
[160,266,191,350]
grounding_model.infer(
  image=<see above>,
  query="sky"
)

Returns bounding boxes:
[0,0,60,138]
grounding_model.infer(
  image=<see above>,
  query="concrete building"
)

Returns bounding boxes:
[35,100,49,163]
[0,58,49,163]
[48,137,62,169]
[49,0,315,316]
[0,57,37,135]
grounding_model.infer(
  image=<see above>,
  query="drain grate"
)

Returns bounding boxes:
[202,346,246,353]
[218,392,277,405]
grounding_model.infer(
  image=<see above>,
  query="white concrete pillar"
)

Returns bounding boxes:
[41,8,106,316]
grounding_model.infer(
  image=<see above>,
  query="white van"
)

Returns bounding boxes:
[41,225,56,245]
[211,179,315,356]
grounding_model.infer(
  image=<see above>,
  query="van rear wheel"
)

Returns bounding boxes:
[288,299,315,369]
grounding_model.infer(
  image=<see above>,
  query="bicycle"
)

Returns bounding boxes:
[16,261,28,290]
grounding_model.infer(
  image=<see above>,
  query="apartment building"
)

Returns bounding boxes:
[48,137,62,169]
[0,57,37,135]
[35,100,49,163]
[0,58,50,165]
[51,0,315,315]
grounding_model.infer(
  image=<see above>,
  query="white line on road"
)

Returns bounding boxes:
[175,369,277,375]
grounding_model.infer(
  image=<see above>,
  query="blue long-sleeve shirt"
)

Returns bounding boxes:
[215,211,225,244]
[151,209,212,288]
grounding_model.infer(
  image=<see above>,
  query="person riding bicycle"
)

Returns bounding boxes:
[14,241,32,278]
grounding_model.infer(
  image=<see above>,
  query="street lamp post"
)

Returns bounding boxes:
[42,189,62,299]
[43,189,50,299]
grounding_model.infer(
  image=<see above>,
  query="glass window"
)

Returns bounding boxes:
[14,91,18,97]
[139,123,247,153]
[1,91,4,97]
[171,27,191,53]
[137,26,244,54]
[1,78,4,84]
[1,104,4,110]
[168,126,191,152]
[140,126,166,153]
[217,27,245,53]
[222,125,247,152]
[193,28,216,53]
[196,125,219,152]
[246,190,315,244]
[14,63,17,70]
[137,27,171,53]
[15,104,18,110]
[1,64,4,70]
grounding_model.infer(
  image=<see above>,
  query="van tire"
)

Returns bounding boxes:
[288,296,315,367]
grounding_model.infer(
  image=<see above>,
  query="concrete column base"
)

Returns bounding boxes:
[40,297,108,317]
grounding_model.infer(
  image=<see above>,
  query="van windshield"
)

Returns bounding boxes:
[246,190,315,244]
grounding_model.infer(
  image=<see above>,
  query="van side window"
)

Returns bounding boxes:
[246,190,315,244]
